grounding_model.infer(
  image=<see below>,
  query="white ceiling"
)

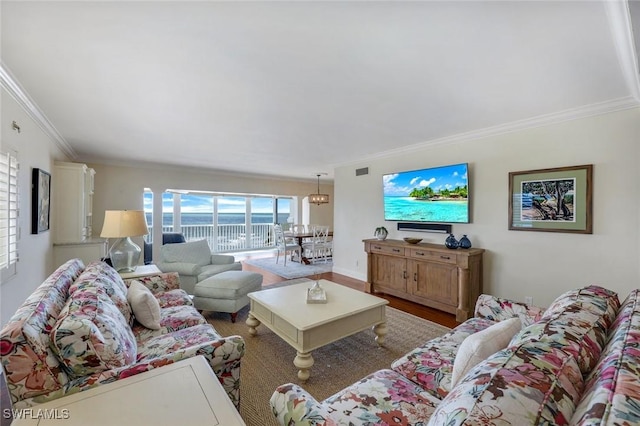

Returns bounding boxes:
[1,1,639,182]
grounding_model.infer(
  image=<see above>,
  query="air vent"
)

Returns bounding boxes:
[355,167,369,176]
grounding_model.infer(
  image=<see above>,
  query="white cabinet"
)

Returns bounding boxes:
[84,166,96,237]
[53,239,108,267]
[52,162,105,268]
[53,162,95,243]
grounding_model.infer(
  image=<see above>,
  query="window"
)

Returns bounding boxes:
[275,198,291,224]
[144,188,295,253]
[0,151,19,277]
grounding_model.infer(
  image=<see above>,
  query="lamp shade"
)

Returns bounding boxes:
[100,210,148,238]
[100,210,148,273]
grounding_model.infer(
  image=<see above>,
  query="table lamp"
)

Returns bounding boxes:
[100,210,148,272]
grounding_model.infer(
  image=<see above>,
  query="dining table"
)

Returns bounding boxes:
[284,231,334,265]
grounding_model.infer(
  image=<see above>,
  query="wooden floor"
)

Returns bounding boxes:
[242,257,460,329]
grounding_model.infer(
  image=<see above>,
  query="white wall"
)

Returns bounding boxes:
[0,89,69,325]
[333,108,640,307]
[2,86,639,324]
[88,163,334,261]
[90,163,334,229]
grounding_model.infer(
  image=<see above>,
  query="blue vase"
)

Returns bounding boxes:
[459,234,472,249]
[445,234,459,249]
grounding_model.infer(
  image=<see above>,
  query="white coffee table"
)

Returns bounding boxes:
[247,279,388,381]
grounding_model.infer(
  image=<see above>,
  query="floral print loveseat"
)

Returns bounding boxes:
[270,285,640,425]
[0,259,245,409]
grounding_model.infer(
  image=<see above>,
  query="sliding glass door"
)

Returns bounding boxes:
[144,189,294,253]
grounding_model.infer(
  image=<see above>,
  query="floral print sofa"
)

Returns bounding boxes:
[270,285,640,425]
[0,259,245,409]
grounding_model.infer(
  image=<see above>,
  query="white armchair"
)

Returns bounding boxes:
[156,239,242,294]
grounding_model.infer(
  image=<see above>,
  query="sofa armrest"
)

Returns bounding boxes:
[137,333,245,408]
[270,383,333,425]
[123,272,182,294]
[474,294,545,326]
[210,254,236,265]
[156,262,202,276]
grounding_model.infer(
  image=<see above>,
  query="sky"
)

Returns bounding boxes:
[383,163,468,196]
[143,193,290,214]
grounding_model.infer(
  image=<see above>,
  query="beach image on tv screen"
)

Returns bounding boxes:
[383,163,469,223]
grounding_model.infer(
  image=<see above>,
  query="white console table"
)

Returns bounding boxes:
[11,356,245,425]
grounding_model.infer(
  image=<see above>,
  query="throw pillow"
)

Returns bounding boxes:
[451,317,522,387]
[127,280,161,330]
[51,285,137,378]
[71,261,134,325]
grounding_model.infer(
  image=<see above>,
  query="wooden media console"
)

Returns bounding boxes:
[363,238,484,322]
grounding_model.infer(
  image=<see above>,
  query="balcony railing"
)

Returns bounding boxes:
[147,223,275,253]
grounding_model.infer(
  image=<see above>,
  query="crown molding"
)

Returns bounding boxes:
[335,95,640,168]
[335,1,640,169]
[82,155,329,183]
[0,62,76,159]
[605,0,640,102]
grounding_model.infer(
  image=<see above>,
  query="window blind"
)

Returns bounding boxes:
[0,151,19,270]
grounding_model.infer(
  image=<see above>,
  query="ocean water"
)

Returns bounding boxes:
[384,196,468,223]
[146,213,289,226]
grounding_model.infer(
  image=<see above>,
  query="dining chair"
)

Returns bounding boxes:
[302,225,331,263]
[291,224,306,234]
[273,224,301,266]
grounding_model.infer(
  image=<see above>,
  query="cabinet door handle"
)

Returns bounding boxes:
[415,251,424,256]
[393,248,401,253]
[440,255,451,260]
[403,271,407,279]
[374,246,381,250]
[414,273,417,282]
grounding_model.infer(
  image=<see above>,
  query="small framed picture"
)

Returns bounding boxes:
[32,168,51,234]
[509,164,593,234]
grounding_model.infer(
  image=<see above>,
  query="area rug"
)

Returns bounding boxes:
[205,280,451,426]
[243,256,333,279]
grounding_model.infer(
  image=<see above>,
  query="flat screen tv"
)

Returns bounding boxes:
[383,163,469,223]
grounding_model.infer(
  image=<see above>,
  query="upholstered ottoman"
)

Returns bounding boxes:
[193,271,263,322]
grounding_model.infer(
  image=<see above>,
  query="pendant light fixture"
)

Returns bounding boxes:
[309,173,329,205]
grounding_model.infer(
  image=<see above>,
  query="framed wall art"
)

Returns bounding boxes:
[508,164,593,234]
[32,168,51,234]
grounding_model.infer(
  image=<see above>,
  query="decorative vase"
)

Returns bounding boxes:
[307,280,327,303]
[445,233,459,249]
[374,228,388,240]
[459,234,472,249]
